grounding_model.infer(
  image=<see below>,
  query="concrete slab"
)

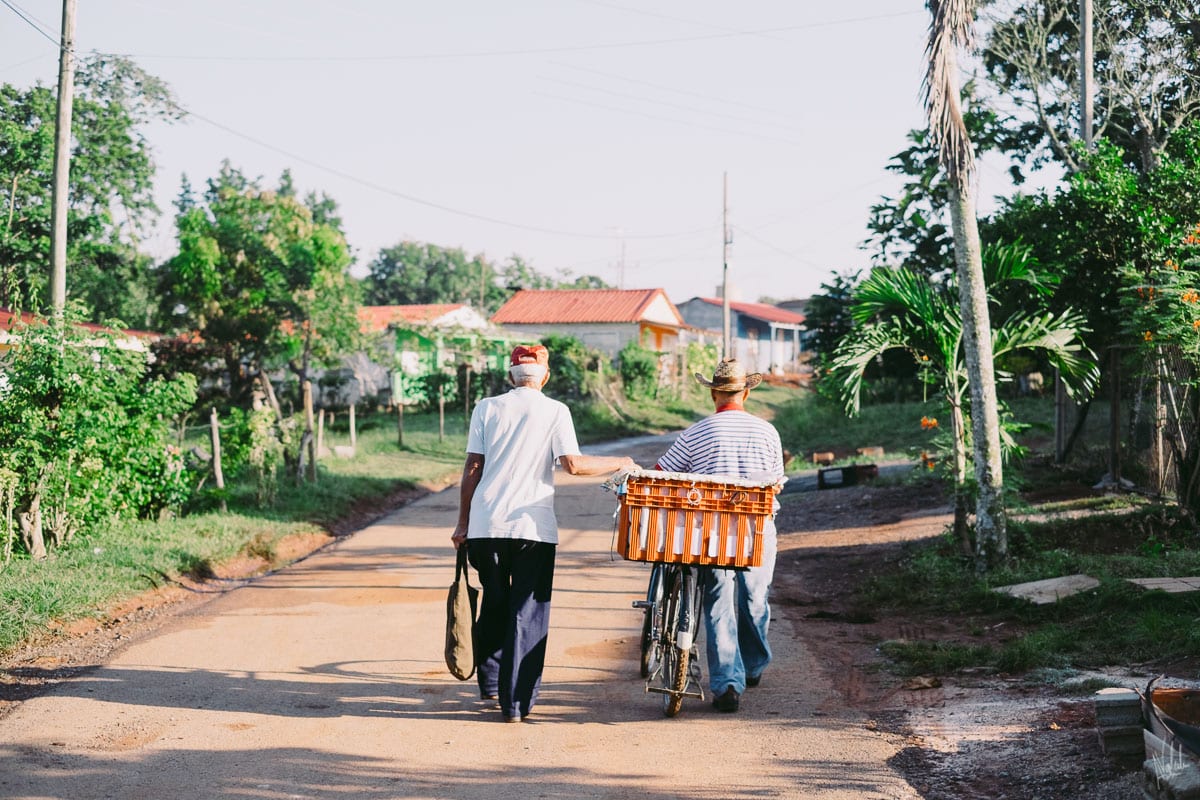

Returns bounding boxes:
[993,574,1100,605]
[1129,577,1200,594]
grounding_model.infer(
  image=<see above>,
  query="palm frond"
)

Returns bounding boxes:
[924,0,977,188]
[991,310,1100,399]
[828,321,919,416]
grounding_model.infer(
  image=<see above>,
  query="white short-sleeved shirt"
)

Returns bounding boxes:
[465,386,582,543]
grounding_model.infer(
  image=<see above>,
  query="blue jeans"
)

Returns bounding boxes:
[702,522,776,695]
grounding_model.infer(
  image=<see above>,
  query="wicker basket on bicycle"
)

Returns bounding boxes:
[614,469,778,568]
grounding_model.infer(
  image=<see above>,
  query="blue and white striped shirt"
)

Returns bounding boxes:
[656,409,784,485]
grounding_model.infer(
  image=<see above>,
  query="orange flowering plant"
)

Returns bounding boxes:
[1122,222,1200,354]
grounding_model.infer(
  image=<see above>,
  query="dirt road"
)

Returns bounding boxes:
[0,437,921,800]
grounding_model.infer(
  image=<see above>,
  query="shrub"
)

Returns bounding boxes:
[619,341,659,400]
[540,334,593,400]
[0,316,197,558]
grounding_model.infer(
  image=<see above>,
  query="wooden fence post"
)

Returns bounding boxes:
[438,382,445,443]
[304,380,317,483]
[210,407,227,513]
[397,401,405,448]
[349,403,357,450]
[317,408,325,456]
[464,365,472,423]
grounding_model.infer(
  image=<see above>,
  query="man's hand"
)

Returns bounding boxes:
[451,523,468,550]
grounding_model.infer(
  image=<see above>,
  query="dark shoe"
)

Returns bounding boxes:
[503,714,522,723]
[481,692,498,700]
[746,673,763,688]
[712,687,740,713]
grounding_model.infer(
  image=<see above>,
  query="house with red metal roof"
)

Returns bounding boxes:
[675,297,807,375]
[490,288,689,356]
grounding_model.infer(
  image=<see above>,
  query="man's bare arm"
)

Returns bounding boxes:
[450,453,485,549]
[558,453,636,476]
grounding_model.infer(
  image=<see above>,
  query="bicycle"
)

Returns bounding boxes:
[605,468,775,718]
[632,560,705,717]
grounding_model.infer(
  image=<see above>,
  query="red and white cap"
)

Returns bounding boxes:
[510,344,549,367]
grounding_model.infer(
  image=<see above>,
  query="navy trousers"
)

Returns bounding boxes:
[466,539,556,720]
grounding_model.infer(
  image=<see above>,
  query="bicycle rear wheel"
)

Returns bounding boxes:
[661,568,689,717]
[663,644,689,717]
[640,564,663,678]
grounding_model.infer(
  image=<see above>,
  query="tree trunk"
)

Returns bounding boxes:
[948,184,1007,571]
[210,407,227,513]
[950,398,971,556]
[18,479,46,561]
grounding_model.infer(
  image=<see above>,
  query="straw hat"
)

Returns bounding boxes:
[694,358,762,391]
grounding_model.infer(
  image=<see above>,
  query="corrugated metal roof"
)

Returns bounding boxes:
[491,289,680,324]
[359,304,466,331]
[0,308,160,339]
[695,297,805,325]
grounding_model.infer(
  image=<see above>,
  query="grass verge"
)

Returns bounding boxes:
[862,505,1200,678]
[0,414,467,655]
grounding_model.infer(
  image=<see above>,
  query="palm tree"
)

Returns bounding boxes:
[830,243,1098,559]
[925,0,1008,570]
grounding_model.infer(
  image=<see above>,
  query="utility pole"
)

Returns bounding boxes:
[49,0,78,316]
[721,172,732,359]
[1080,0,1094,149]
[1057,0,1094,463]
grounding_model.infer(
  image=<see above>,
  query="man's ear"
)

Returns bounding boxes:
[540,370,551,389]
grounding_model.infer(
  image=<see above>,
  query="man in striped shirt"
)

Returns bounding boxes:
[655,358,785,714]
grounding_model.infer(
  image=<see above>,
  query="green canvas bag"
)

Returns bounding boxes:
[444,547,478,681]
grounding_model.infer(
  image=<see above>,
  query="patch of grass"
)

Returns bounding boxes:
[879,639,994,676]
[864,510,1200,680]
[0,413,469,656]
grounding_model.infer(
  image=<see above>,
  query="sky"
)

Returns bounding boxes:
[0,1,1020,307]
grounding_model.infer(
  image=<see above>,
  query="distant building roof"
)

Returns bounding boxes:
[359,304,472,332]
[0,308,160,339]
[491,289,684,326]
[0,308,160,352]
[691,297,805,325]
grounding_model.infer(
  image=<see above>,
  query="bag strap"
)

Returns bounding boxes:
[455,546,470,583]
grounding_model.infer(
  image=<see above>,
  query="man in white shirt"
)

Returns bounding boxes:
[451,344,635,723]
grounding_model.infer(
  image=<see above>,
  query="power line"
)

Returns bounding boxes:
[0,0,61,48]
[184,107,716,241]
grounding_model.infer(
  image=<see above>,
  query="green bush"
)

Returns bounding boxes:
[540,334,593,400]
[619,341,659,400]
[0,316,197,558]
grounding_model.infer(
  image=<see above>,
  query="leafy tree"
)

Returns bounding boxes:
[366,242,504,311]
[988,126,1200,359]
[0,56,180,319]
[982,0,1200,174]
[365,245,611,316]
[158,164,359,404]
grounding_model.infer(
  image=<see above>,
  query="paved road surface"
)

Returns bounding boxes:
[0,438,920,799]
